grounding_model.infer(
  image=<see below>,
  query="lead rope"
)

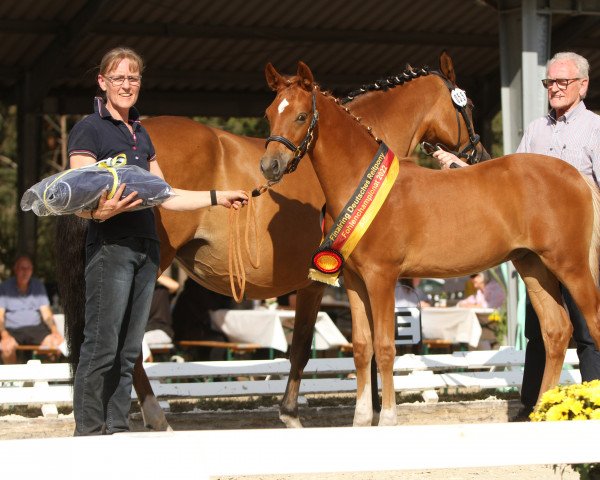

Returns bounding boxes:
[227,191,262,303]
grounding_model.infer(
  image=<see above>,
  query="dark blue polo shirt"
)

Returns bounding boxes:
[67,97,158,245]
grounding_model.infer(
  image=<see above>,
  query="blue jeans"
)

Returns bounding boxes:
[74,237,159,435]
[521,285,600,407]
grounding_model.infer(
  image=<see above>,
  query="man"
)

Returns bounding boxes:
[434,52,600,418]
[0,255,63,364]
[458,272,505,310]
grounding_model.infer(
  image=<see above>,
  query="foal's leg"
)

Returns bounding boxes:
[362,271,398,426]
[344,269,376,426]
[560,272,600,350]
[513,255,571,404]
[279,281,326,428]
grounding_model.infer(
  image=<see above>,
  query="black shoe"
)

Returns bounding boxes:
[511,405,534,422]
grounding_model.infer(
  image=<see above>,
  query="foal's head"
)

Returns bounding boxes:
[260,62,319,182]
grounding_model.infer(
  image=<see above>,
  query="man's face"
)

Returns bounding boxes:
[546,60,588,116]
[14,257,33,285]
[472,274,485,291]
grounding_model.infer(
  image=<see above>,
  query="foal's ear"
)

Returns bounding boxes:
[265,63,285,91]
[439,50,456,84]
[296,61,314,91]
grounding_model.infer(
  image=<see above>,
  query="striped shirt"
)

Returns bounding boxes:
[516,101,600,186]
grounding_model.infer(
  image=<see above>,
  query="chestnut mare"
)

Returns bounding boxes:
[57,53,488,431]
[260,62,600,426]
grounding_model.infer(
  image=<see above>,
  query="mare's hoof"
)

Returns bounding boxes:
[279,413,303,428]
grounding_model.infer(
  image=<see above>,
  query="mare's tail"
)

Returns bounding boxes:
[54,215,87,381]
[582,175,600,284]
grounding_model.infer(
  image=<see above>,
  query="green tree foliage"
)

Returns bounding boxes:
[194,116,270,138]
[0,104,17,279]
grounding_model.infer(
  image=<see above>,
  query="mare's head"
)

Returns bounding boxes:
[260,62,319,182]
[425,51,490,162]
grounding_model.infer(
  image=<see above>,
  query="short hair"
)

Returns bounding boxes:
[470,271,488,283]
[99,47,144,76]
[547,52,589,79]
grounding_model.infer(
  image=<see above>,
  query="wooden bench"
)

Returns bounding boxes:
[176,340,263,360]
[0,348,581,416]
[14,345,63,361]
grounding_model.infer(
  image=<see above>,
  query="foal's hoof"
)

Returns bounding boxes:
[279,413,303,428]
[377,408,398,426]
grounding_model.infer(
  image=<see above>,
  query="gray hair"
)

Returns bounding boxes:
[547,52,590,79]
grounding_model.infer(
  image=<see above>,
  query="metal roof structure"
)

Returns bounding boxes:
[1,0,599,119]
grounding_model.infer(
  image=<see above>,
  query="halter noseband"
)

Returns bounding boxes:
[265,91,319,174]
[429,71,483,164]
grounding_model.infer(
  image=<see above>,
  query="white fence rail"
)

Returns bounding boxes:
[0,348,581,416]
[3,421,600,479]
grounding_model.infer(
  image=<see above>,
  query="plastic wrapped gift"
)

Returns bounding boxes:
[21,154,174,216]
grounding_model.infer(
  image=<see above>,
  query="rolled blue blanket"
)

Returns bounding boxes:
[21,154,174,216]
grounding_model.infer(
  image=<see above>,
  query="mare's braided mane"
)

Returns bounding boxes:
[340,65,431,105]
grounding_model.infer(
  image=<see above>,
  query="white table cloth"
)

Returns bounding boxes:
[211,309,348,353]
[421,307,490,348]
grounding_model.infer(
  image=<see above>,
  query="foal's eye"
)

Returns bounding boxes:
[296,113,308,122]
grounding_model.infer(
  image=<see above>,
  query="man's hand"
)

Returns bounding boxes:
[0,331,18,354]
[41,332,63,349]
[432,150,468,169]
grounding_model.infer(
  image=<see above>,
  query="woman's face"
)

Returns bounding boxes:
[97,58,141,114]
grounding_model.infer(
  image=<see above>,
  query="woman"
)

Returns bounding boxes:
[69,46,247,436]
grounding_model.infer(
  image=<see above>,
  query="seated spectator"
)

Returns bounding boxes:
[144,273,180,346]
[0,255,63,364]
[172,278,233,360]
[276,291,297,310]
[394,278,431,309]
[458,272,506,309]
[141,273,180,361]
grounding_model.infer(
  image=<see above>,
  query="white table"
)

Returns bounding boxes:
[421,307,491,348]
[211,309,348,353]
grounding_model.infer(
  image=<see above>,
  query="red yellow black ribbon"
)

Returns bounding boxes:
[309,143,400,285]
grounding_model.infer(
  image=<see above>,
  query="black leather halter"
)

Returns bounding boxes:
[265,90,319,174]
[426,71,483,164]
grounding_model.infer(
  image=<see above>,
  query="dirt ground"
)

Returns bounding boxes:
[0,396,580,479]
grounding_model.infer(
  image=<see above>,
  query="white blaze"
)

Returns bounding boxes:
[277,98,289,114]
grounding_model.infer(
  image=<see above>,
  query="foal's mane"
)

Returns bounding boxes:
[340,65,434,104]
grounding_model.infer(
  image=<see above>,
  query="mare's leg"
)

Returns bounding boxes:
[133,355,172,431]
[513,254,571,404]
[362,270,397,426]
[132,242,177,432]
[279,282,326,428]
[344,269,376,426]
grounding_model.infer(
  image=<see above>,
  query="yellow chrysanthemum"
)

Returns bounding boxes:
[590,409,600,420]
[532,380,600,422]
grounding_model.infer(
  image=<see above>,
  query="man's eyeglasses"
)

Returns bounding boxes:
[541,78,580,90]
[104,75,142,86]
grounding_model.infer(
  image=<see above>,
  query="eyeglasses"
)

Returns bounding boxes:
[541,78,580,90]
[104,75,142,86]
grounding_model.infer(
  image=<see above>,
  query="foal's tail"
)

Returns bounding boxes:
[582,175,600,285]
[54,215,87,381]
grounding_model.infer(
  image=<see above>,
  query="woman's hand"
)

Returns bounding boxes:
[217,190,249,210]
[432,150,468,169]
[93,183,142,221]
